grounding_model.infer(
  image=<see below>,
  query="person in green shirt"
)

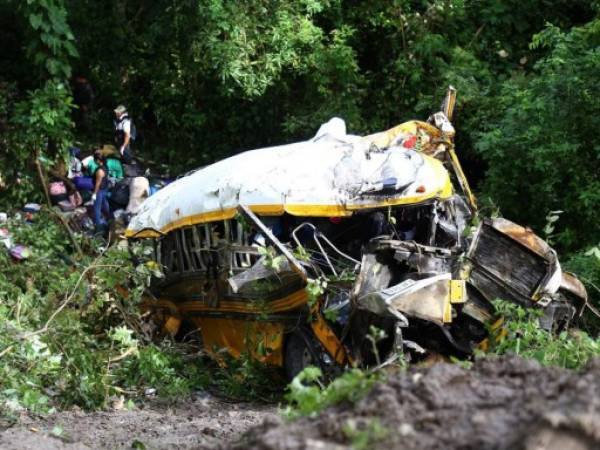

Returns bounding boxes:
[86,155,124,179]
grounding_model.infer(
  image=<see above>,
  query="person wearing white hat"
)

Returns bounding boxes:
[113,105,134,164]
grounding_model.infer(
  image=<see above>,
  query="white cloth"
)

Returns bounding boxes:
[116,117,131,135]
[127,177,149,214]
[81,155,93,169]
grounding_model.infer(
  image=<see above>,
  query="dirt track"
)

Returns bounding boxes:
[3,357,600,449]
[0,394,276,450]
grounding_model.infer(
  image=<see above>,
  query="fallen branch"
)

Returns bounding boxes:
[582,277,600,296]
[20,260,120,340]
[35,150,52,208]
[579,276,600,319]
[108,346,138,363]
[586,303,600,320]
[0,345,14,359]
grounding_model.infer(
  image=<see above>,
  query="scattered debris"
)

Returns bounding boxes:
[1,224,30,261]
[9,244,31,261]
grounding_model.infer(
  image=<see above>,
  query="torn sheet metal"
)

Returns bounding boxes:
[127,118,453,237]
[358,273,455,324]
[466,218,562,306]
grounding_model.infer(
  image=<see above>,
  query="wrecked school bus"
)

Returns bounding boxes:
[126,88,587,379]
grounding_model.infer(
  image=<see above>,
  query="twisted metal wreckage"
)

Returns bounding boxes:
[126,88,588,379]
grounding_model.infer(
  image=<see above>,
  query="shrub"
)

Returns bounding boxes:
[485,300,600,369]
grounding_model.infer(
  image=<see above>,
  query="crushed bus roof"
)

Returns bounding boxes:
[126,118,453,238]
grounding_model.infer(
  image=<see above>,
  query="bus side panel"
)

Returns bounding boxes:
[196,317,285,366]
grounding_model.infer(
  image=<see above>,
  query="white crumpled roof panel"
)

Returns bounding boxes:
[127,118,452,237]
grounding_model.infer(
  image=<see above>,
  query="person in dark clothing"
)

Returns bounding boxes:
[91,150,110,232]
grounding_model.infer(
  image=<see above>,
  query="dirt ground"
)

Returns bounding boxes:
[237,356,600,450]
[3,357,600,450]
[0,393,276,450]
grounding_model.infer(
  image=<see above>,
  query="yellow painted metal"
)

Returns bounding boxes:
[141,290,306,367]
[310,309,353,366]
[197,317,285,366]
[448,147,477,211]
[171,290,309,315]
[163,316,182,336]
[126,191,453,239]
[363,120,442,149]
[478,317,507,352]
[443,296,453,324]
[139,297,183,337]
[450,279,466,304]
[143,290,352,367]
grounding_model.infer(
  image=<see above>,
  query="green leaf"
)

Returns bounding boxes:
[28,13,43,30]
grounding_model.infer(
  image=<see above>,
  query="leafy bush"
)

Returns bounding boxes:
[284,366,379,419]
[564,245,600,334]
[0,211,207,417]
[485,300,600,369]
[210,351,286,402]
[117,343,209,398]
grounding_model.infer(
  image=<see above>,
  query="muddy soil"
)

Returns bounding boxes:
[0,393,276,450]
[3,357,600,450]
[237,356,600,450]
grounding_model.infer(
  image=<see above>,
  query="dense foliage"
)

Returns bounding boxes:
[0,213,205,417]
[476,20,600,250]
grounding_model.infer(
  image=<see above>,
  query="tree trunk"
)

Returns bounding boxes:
[35,149,52,207]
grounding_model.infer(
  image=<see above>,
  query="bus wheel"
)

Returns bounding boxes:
[284,331,319,381]
[176,320,203,352]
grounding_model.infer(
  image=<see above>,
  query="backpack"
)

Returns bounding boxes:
[129,119,137,141]
[110,179,130,207]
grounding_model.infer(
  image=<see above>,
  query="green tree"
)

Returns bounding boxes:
[23,0,79,80]
[475,19,600,251]
[0,0,77,206]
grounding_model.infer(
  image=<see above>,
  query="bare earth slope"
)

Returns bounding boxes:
[235,356,600,450]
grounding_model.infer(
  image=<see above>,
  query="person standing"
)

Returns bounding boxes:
[113,105,134,164]
[91,150,110,233]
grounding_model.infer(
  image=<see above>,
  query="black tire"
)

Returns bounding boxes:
[176,320,203,351]
[284,332,319,381]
